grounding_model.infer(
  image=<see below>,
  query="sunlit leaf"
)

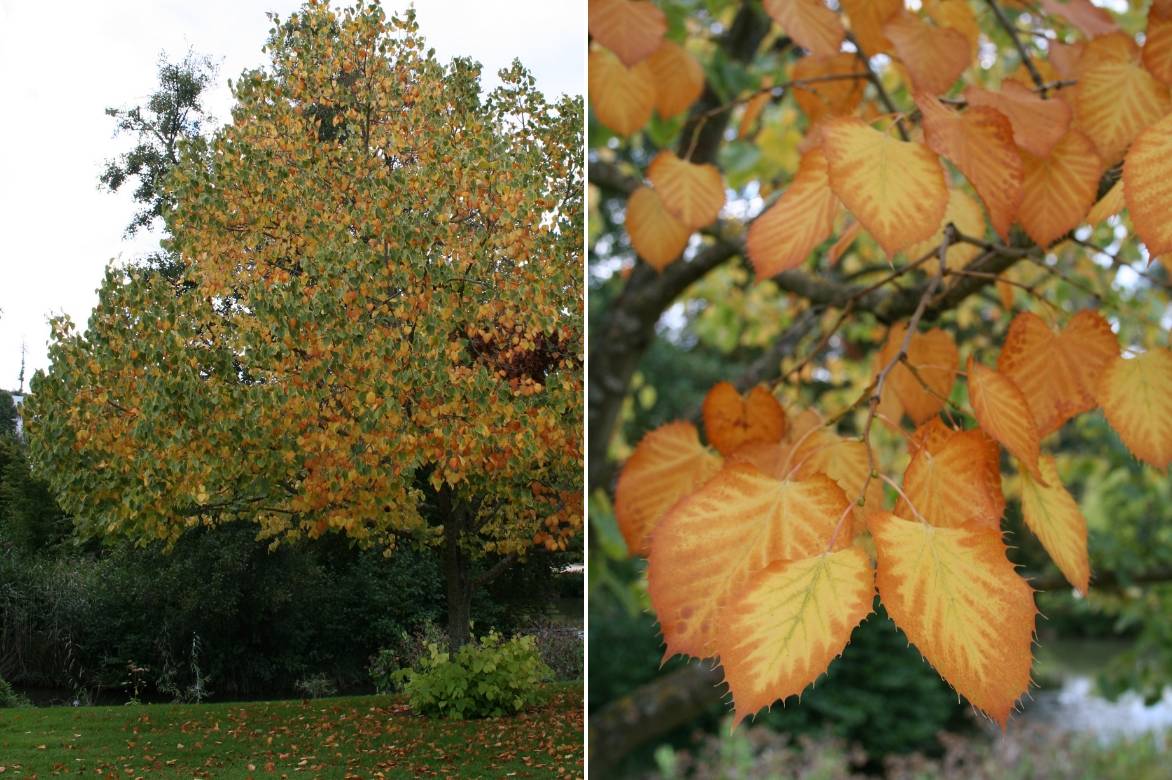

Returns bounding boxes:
[701,382,787,456]
[588,0,667,66]
[967,358,1043,481]
[762,0,845,58]
[870,511,1036,728]
[614,422,722,556]
[647,151,725,230]
[625,185,691,271]
[1020,455,1091,595]
[746,148,840,277]
[648,466,850,658]
[1017,129,1101,248]
[1096,349,1172,470]
[718,547,874,724]
[822,118,949,258]
[588,48,655,136]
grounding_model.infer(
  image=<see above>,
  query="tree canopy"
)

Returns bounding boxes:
[26,0,583,646]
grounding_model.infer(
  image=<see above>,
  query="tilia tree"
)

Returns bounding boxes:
[589,0,1172,756]
[26,0,583,650]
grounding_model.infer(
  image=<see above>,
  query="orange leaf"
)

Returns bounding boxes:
[828,219,862,265]
[718,547,874,724]
[1075,33,1170,165]
[646,41,705,118]
[996,310,1119,436]
[702,382,787,456]
[614,422,722,557]
[1039,0,1118,38]
[588,48,655,136]
[883,11,972,96]
[1021,455,1091,595]
[791,53,866,124]
[1096,348,1172,470]
[588,0,667,66]
[1143,6,1172,86]
[839,0,901,55]
[897,422,1005,529]
[923,0,980,50]
[917,92,1024,240]
[746,148,840,277]
[625,186,691,271]
[967,357,1043,481]
[1017,129,1101,248]
[762,0,844,58]
[822,118,949,258]
[964,81,1071,159]
[648,466,850,658]
[870,511,1036,728]
[647,151,725,230]
[738,81,772,139]
[1124,112,1172,258]
[877,324,959,425]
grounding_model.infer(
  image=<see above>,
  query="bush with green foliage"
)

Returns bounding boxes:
[399,632,552,719]
[0,674,27,707]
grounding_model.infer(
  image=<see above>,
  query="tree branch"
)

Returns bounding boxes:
[984,0,1049,95]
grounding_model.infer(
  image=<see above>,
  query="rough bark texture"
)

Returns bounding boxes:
[588,663,726,779]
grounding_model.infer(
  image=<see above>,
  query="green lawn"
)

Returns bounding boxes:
[0,683,582,778]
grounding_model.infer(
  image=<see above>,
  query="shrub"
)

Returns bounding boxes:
[399,632,551,719]
[0,675,28,707]
[294,672,337,699]
[530,624,583,681]
[369,620,449,694]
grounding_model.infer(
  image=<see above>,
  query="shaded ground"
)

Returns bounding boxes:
[0,682,582,778]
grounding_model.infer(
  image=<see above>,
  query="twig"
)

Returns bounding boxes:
[683,72,870,160]
[1073,237,1172,292]
[844,31,909,141]
[984,0,1049,96]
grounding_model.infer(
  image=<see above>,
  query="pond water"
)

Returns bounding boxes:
[1025,678,1172,743]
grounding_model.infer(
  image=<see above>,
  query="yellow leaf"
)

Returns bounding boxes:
[996,310,1119,437]
[746,148,840,277]
[718,547,874,724]
[1096,348,1172,470]
[904,188,987,269]
[1021,455,1091,595]
[967,357,1043,481]
[762,0,844,58]
[647,151,725,230]
[1124,112,1172,258]
[1085,179,1124,226]
[883,11,972,96]
[924,0,980,50]
[701,382,787,456]
[1017,129,1101,248]
[625,186,691,271]
[897,420,1005,529]
[588,48,655,137]
[614,421,723,557]
[1075,33,1170,165]
[588,0,666,66]
[870,511,1036,728]
[839,0,901,55]
[965,81,1071,159]
[646,40,705,118]
[648,466,850,659]
[822,118,949,258]
[917,92,1023,240]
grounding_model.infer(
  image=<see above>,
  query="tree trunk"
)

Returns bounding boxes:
[441,493,473,653]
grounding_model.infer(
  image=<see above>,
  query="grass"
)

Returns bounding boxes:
[0,682,582,778]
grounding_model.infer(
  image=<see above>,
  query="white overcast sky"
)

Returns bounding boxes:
[0,0,584,388]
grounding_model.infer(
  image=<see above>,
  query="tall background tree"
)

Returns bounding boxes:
[25,0,583,652]
[588,0,1172,774]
